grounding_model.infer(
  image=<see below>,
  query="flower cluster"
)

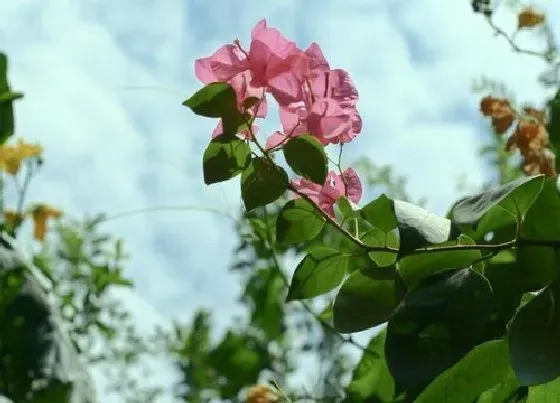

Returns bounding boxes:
[0,138,43,175]
[480,96,556,177]
[244,385,278,403]
[4,203,62,242]
[292,168,362,218]
[195,19,364,216]
[195,20,361,148]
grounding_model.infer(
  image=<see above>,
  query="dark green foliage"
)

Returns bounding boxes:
[0,235,96,402]
[202,134,251,184]
[241,157,288,211]
[283,134,328,184]
[0,52,22,145]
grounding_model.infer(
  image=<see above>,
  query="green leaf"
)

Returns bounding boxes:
[333,268,400,333]
[0,53,8,90]
[416,340,515,403]
[182,82,237,118]
[361,227,399,267]
[319,303,333,322]
[521,177,560,241]
[516,245,559,292]
[241,157,288,211]
[242,96,260,110]
[283,134,327,184]
[202,135,251,184]
[30,381,73,403]
[398,235,481,287]
[450,175,545,226]
[345,329,395,402]
[360,195,400,266]
[276,199,324,245]
[507,277,560,386]
[547,89,560,173]
[0,91,23,104]
[394,200,461,254]
[477,372,522,403]
[335,197,356,222]
[482,261,523,336]
[528,376,560,402]
[0,53,19,145]
[360,194,398,232]
[386,268,493,389]
[461,205,518,243]
[286,247,347,301]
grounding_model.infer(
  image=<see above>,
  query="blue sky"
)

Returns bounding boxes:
[0,0,559,401]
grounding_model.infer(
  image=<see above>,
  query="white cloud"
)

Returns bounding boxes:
[0,0,558,401]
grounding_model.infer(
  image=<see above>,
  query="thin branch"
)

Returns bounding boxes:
[98,205,236,224]
[484,15,551,59]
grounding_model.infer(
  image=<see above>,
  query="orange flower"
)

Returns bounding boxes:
[522,148,556,177]
[518,7,545,29]
[245,385,278,403]
[522,106,547,124]
[4,209,24,231]
[31,204,62,242]
[506,119,549,154]
[479,96,515,134]
[0,138,43,175]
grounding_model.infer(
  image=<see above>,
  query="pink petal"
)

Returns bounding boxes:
[265,131,288,151]
[251,19,268,39]
[342,168,362,203]
[322,171,345,200]
[194,58,218,83]
[250,22,298,61]
[328,69,359,108]
[279,102,307,136]
[291,178,322,197]
[197,44,249,83]
[211,121,223,138]
[248,21,309,103]
[268,71,304,106]
[350,109,362,135]
[319,201,336,218]
[307,99,351,145]
[305,43,330,75]
[229,72,268,118]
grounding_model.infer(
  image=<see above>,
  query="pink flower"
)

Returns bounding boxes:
[248,20,310,105]
[194,44,249,83]
[291,168,362,217]
[195,20,311,107]
[273,43,362,146]
[193,23,362,146]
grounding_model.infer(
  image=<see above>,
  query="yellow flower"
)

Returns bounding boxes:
[0,138,43,175]
[518,7,545,28]
[31,204,62,242]
[4,209,24,231]
[245,385,278,403]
